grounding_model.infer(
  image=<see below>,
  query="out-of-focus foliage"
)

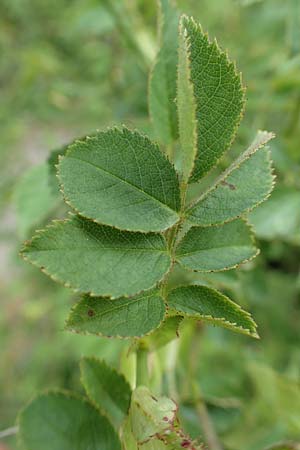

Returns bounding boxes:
[0,0,299,449]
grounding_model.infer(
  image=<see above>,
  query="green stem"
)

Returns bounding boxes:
[136,348,149,387]
[164,339,179,400]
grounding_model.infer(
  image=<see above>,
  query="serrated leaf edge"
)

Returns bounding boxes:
[79,356,132,425]
[166,284,259,338]
[20,214,172,300]
[148,0,179,146]
[65,290,167,339]
[186,130,276,225]
[57,125,181,233]
[175,217,259,273]
[176,16,198,183]
[180,15,246,183]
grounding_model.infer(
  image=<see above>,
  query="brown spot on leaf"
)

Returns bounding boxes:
[87,309,95,317]
[221,180,236,190]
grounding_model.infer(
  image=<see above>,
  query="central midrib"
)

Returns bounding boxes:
[64,156,179,215]
[85,293,161,318]
[29,247,169,253]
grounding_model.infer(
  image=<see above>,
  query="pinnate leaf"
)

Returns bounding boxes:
[167,285,258,337]
[175,219,257,272]
[66,289,166,338]
[80,357,131,428]
[187,130,275,225]
[21,215,171,298]
[18,392,121,450]
[58,128,180,232]
[149,0,179,145]
[180,16,245,182]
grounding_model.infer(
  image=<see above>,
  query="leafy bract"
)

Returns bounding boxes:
[130,386,177,443]
[187,130,275,225]
[21,215,171,298]
[177,17,197,182]
[80,357,131,428]
[180,16,245,182]
[66,289,166,338]
[122,418,174,450]
[175,219,257,271]
[128,387,203,449]
[167,285,258,337]
[58,128,180,232]
[149,0,179,145]
[18,392,121,450]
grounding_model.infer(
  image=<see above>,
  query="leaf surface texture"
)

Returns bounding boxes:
[58,128,180,232]
[21,215,171,298]
[175,219,257,271]
[66,289,165,337]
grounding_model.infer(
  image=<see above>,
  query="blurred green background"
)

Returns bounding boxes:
[0,1,299,449]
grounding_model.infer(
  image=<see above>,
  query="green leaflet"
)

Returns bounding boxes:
[21,215,171,298]
[58,128,180,233]
[149,0,179,145]
[186,130,275,225]
[80,357,131,428]
[66,289,166,338]
[167,285,258,337]
[18,392,121,450]
[130,386,177,443]
[14,163,59,238]
[180,16,245,182]
[177,16,197,183]
[175,219,257,272]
